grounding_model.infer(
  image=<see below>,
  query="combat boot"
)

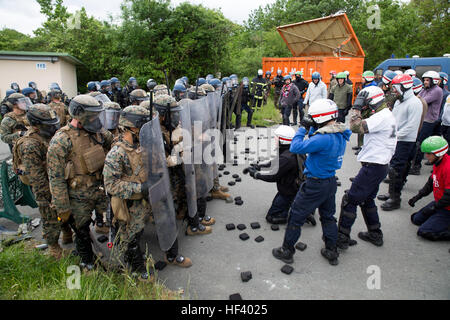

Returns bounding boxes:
[199,215,216,226]
[336,232,350,250]
[381,195,401,211]
[186,224,212,236]
[377,193,389,201]
[165,254,193,268]
[358,230,383,247]
[95,221,109,234]
[321,246,339,266]
[272,246,294,264]
[62,228,73,245]
[211,189,233,202]
[305,214,317,226]
[235,115,242,130]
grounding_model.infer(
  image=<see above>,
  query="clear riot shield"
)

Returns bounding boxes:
[188,97,214,198]
[178,100,198,218]
[139,113,177,252]
[206,92,220,178]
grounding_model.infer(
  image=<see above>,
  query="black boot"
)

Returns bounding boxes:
[305,214,317,226]
[381,194,401,211]
[272,246,294,264]
[377,193,389,201]
[126,237,153,281]
[266,214,287,224]
[235,114,242,130]
[292,108,298,125]
[321,246,339,266]
[336,232,350,250]
[381,171,401,211]
[358,230,383,247]
[246,109,255,129]
[75,222,95,271]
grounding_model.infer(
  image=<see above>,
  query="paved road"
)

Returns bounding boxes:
[2,128,449,300]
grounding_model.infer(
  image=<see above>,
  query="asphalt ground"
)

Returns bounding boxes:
[1,126,449,300]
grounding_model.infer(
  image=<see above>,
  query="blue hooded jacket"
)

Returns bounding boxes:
[290,124,352,179]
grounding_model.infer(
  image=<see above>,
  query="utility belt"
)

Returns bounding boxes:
[361,162,388,167]
[307,176,336,182]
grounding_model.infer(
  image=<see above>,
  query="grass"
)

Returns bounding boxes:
[232,95,282,127]
[0,240,180,300]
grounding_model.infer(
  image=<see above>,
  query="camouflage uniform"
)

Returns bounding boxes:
[48,101,69,127]
[103,135,150,261]
[0,112,29,146]
[13,104,71,257]
[47,95,112,269]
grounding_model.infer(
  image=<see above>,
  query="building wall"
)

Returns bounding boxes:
[0,58,77,100]
[59,59,78,98]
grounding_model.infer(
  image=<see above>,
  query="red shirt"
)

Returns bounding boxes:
[432,154,450,211]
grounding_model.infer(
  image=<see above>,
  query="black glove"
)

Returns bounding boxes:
[250,163,261,171]
[141,181,150,196]
[249,169,259,179]
[300,114,315,131]
[408,195,421,207]
[352,91,369,111]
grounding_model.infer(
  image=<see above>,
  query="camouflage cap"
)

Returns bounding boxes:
[104,102,121,110]
[119,105,150,128]
[200,83,215,93]
[154,84,168,96]
[154,94,178,108]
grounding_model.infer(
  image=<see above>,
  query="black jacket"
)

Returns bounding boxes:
[257,145,303,197]
[293,77,309,97]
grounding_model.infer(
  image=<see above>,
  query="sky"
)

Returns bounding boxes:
[0,0,277,35]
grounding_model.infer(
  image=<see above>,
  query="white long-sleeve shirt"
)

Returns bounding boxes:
[304,81,327,105]
[392,89,423,142]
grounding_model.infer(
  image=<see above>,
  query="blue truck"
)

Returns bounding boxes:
[373,55,450,79]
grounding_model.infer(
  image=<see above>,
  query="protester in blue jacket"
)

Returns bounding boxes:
[272,99,351,266]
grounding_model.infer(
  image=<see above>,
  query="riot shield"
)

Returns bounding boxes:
[139,113,177,252]
[178,99,198,218]
[206,92,220,178]
[188,97,214,198]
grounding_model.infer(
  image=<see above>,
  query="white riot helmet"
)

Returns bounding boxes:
[258,69,263,76]
[274,125,296,145]
[360,86,385,110]
[394,70,403,76]
[422,70,441,85]
[308,99,338,124]
[404,69,416,77]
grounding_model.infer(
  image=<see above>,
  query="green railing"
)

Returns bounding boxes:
[0,158,37,224]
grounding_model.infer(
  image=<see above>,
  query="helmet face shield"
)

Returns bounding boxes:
[94,94,112,104]
[243,79,249,86]
[16,97,33,111]
[122,112,151,129]
[79,109,104,133]
[100,109,122,130]
[231,78,238,87]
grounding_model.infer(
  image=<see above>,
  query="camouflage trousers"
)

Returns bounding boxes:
[169,166,188,218]
[70,190,108,229]
[39,205,61,246]
[112,199,150,263]
[274,92,281,109]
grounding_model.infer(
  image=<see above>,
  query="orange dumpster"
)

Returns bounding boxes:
[263,13,365,98]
